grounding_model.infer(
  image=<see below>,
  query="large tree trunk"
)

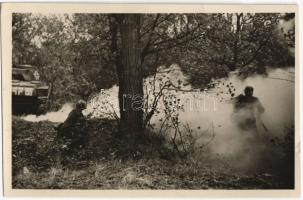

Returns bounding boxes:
[232,13,242,71]
[117,14,144,141]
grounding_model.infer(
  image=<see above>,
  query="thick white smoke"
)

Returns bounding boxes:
[86,65,294,171]
[171,66,294,171]
[23,65,294,139]
[21,103,73,123]
[21,65,294,172]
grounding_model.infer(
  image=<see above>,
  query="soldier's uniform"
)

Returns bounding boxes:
[233,87,265,131]
[56,100,88,150]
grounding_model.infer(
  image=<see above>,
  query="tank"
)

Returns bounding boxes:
[12,64,50,115]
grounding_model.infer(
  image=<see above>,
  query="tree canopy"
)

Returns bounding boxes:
[13,13,294,109]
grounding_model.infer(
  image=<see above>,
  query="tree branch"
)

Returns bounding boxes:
[241,32,272,68]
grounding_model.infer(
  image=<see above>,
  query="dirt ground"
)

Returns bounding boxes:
[12,117,292,189]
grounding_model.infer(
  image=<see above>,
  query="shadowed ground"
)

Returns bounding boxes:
[12,117,293,189]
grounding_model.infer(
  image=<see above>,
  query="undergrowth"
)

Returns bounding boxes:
[12,117,294,189]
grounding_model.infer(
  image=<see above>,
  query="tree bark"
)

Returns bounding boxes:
[117,14,144,140]
[231,13,242,71]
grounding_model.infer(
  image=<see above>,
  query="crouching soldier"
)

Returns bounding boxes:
[56,100,89,152]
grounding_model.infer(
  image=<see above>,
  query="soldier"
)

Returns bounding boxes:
[56,100,88,150]
[233,86,265,132]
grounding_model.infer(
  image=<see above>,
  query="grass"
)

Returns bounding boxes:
[13,158,285,189]
[12,117,292,189]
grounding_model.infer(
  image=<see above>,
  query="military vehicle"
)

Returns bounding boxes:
[12,64,51,115]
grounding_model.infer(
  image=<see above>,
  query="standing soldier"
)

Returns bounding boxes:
[233,86,265,134]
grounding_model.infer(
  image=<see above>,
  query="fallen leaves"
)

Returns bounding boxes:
[12,117,289,189]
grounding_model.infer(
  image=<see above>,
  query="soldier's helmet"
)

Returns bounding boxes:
[244,86,254,97]
[76,99,87,110]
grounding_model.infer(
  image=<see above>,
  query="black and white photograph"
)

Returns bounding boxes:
[1,3,299,196]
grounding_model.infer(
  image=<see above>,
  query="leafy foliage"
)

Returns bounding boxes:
[12,13,295,189]
[13,13,294,110]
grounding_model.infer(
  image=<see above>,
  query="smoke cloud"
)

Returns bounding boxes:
[83,65,294,172]
[21,103,73,123]
[21,65,294,172]
[174,67,294,172]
